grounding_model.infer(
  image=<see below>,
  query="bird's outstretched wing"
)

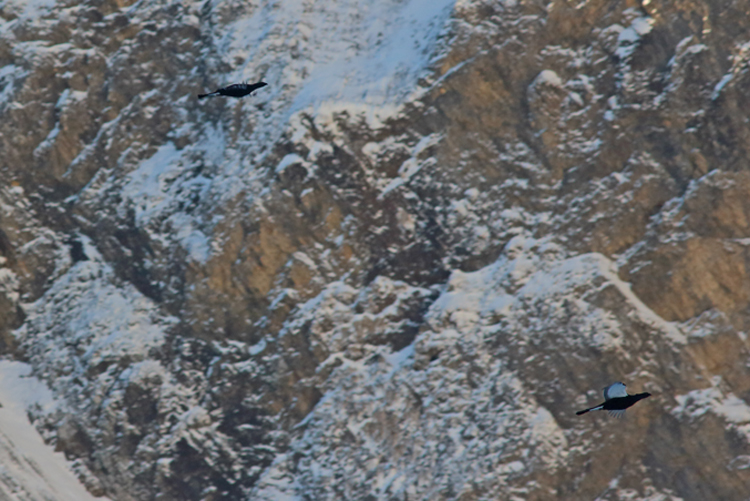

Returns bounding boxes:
[198,81,267,99]
[603,382,627,400]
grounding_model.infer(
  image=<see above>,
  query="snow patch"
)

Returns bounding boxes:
[615,16,654,59]
[122,142,185,225]
[0,0,57,21]
[17,257,174,392]
[532,69,563,88]
[0,360,108,501]
[673,383,750,426]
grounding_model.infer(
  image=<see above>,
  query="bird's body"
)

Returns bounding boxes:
[576,382,651,418]
[198,81,267,99]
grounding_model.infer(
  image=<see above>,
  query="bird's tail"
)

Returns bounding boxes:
[198,91,219,99]
[576,404,603,416]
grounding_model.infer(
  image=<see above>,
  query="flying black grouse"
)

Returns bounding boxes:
[198,81,267,99]
[576,382,651,418]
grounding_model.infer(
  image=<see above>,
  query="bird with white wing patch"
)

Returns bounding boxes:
[576,382,651,418]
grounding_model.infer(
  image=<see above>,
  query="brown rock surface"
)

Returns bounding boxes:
[1,0,750,500]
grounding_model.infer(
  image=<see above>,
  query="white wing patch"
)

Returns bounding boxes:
[603,382,628,400]
[608,409,626,418]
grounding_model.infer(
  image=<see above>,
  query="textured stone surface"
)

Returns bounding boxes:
[1,0,750,499]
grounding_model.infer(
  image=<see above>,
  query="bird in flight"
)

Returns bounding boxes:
[198,81,267,99]
[576,382,651,418]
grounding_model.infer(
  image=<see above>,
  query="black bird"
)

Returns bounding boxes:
[576,382,651,418]
[198,81,267,99]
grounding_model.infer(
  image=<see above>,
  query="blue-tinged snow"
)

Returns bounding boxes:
[42,0,458,270]
[16,251,174,393]
[2,0,726,498]
[190,0,458,190]
[0,64,26,107]
[123,142,185,225]
[222,0,454,111]
[376,133,442,197]
[0,0,56,22]
[250,236,683,499]
[614,15,654,60]
[711,41,750,100]
[0,360,109,501]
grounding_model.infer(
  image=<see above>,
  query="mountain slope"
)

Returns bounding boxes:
[1,0,750,499]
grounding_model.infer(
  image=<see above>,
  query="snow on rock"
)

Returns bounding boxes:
[0,0,56,22]
[2,0,750,499]
[0,360,109,501]
[531,69,564,89]
[220,0,454,111]
[673,378,750,430]
[614,15,654,60]
[189,0,457,194]
[16,256,172,388]
[251,237,684,499]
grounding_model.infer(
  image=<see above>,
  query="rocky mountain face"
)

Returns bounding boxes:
[1,0,750,499]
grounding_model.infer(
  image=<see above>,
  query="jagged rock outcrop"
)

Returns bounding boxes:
[1,0,750,499]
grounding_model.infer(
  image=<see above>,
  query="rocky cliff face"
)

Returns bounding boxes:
[2,0,750,499]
